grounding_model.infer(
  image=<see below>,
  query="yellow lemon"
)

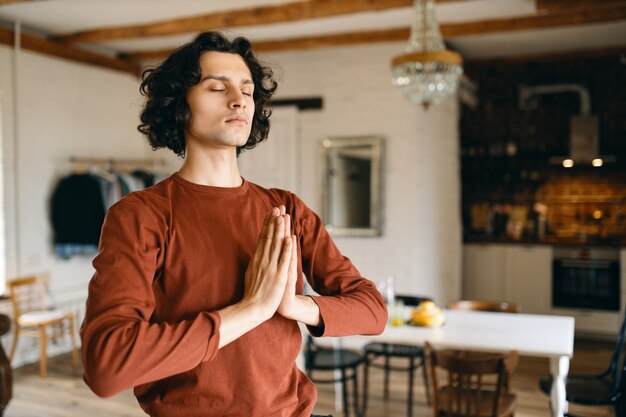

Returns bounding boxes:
[419,300,437,312]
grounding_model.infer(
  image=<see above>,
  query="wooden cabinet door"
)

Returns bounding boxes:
[506,245,552,314]
[463,244,508,301]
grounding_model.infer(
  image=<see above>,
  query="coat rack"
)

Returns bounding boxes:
[69,156,166,173]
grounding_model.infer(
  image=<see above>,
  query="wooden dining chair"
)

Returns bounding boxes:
[446,299,521,385]
[6,274,78,377]
[425,342,518,417]
[446,300,520,314]
[0,313,12,416]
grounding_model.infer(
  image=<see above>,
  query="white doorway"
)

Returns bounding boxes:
[0,94,5,292]
[238,106,300,194]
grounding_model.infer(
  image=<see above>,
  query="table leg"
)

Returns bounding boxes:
[333,339,344,413]
[549,355,569,417]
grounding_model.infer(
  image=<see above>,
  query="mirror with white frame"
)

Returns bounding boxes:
[321,136,384,237]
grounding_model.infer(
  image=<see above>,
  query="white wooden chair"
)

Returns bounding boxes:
[6,274,78,377]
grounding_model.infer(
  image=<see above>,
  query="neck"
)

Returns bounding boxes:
[177,145,242,187]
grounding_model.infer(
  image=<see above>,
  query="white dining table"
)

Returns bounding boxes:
[314,309,575,417]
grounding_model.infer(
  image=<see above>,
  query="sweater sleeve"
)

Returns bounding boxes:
[292,194,387,337]
[80,196,221,398]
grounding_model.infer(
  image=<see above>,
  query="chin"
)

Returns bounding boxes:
[236,136,250,147]
[223,131,251,147]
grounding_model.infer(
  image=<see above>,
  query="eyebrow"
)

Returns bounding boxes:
[200,74,254,85]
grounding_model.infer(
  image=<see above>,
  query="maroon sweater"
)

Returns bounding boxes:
[80,173,387,417]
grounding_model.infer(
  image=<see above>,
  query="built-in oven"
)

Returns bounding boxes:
[552,247,621,312]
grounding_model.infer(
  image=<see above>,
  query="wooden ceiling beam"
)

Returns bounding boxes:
[0,0,40,4]
[254,28,410,52]
[50,0,626,46]
[443,4,626,37]
[125,28,411,61]
[0,28,140,76]
[126,6,626,62]
[466,45,626,65]
[536,0,626,13]
[53,0,465,44]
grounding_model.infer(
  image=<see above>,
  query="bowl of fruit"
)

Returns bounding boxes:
[410,301,445,327]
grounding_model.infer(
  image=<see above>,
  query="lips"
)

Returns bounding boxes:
[226,115,248,124]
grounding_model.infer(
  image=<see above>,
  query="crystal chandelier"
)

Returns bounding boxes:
[391,0,463,109]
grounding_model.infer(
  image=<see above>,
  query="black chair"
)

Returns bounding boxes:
[539,307,626,417]
[362,294,431,417]
[305,335,365,417]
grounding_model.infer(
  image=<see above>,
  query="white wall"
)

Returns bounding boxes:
[262,42,462,303]
[0,45,181,365]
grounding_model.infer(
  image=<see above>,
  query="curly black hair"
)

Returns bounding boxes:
[138,32,277,157]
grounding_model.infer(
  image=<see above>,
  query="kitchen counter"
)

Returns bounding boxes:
[464,236,624,248]
[463,243,626,338]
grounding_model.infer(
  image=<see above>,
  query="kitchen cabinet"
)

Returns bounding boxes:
[552,307,621,337]
[462,244,552,314]
[464,244,625,337]
[506,245,552,314]
[462,244,508,301]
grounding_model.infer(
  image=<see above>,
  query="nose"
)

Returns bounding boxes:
[228,89,246,109]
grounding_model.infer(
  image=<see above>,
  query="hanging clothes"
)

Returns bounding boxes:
[50,166,164,259]
[131,170,157,188]
[50,173,106,258]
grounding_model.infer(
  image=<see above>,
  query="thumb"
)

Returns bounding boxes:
[287,235,298,287]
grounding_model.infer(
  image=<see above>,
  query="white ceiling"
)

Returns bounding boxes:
[0,0,625,61]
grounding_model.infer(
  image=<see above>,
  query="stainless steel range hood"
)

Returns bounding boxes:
[569,115,600,163]
[519,84,616,166]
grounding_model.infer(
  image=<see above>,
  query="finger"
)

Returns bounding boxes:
[283,211,290,240]
[278,206,287,242]
[262,207,280,259]
[276,231,292,279]
[252,212,272,264]
[287,235,298,283]
[277,214,291,261]
[270,214,287,264]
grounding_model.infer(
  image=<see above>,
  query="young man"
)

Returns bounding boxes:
[80,32,387,417]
